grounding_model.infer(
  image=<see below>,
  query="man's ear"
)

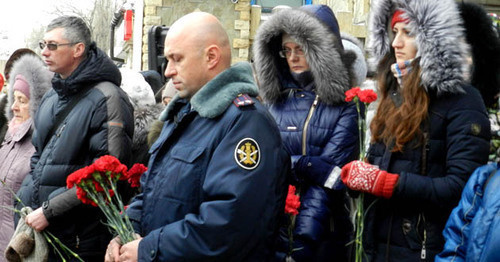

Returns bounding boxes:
[73,43,86,58]
[206,45,221,70]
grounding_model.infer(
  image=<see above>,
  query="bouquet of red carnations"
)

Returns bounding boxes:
[66,155,147,244]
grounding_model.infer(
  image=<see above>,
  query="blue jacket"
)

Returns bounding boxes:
[126,62,290,261]
[15,43,134,258]
[253,5,359,261]
[436,163,500,262]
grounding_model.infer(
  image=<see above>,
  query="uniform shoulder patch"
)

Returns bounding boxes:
[234,138,260,170]
[232,94,254,108]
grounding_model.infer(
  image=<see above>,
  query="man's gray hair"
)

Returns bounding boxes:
[46,16,91,55]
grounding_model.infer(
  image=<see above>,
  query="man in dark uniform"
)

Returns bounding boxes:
[106,12,289,262]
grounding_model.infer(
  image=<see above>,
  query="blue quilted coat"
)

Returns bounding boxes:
[253,5,359,261]
[436,163,500,262]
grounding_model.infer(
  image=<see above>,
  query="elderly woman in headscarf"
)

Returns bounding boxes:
[0,54,52,257]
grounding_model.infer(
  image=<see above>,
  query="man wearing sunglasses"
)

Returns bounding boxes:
[15,15,134,261]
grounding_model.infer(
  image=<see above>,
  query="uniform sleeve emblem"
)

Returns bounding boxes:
[234,138,260,170]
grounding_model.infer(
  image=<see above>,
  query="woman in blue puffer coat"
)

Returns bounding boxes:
[253,4,360,261]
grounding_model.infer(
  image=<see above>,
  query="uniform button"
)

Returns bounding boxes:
[151,250,155,257]
[307,162,312,167]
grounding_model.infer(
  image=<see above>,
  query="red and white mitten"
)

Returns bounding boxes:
[341,160,399,198]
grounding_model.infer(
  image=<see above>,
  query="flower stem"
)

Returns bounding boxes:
[355,193,364,262]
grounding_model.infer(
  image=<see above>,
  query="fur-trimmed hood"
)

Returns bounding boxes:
[252,6,352,105]
[368,0,469,95]
[133,102,164,151]
[160,62,259,121]
[342,32,367,87]
[7,54,53,120]
[459,2,500,109]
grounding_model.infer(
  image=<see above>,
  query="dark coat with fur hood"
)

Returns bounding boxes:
[253,5,359,261]
[364,0,491,261]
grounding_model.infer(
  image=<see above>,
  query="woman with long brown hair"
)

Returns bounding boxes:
[340,0,491,261]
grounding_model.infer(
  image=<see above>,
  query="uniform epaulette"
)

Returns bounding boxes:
[232,94,254,108]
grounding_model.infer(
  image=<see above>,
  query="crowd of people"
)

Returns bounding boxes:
[0,0,498,261]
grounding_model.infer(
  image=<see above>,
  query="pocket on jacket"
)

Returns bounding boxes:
[155,144,206,203]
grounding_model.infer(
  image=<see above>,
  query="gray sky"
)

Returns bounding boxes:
[0,0,93,59]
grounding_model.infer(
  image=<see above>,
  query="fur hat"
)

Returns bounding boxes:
[459,2,500,109]
[162,79,177,99]
[341,33,367,86]
[120,68,156,108]
[368,0,469,95]
[8,54,53,120]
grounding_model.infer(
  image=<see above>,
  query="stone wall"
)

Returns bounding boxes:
[141,0,369,69]
[142,0,251,69]
[314,0,370,39]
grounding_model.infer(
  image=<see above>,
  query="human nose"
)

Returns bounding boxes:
[392,34,403,49]
[164,62,176,78]
[288,50,299,60]
[41,46,50,57]
[11,100,19,111]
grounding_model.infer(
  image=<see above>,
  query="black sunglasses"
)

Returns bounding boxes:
[39,41,78,51]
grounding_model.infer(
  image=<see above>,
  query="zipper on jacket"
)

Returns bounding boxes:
[302,95,319,155]
[417,213,427,260]
[421,229,427,259]
[56,123,67,137]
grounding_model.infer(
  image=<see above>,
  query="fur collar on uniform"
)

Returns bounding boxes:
[253,8,352,105]
[160,62,258,120]
[8,54,53,120]
[368,0,469,95]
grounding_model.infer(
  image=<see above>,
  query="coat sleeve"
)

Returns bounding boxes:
[125,192,144,234]
[435,164,496,262]
[90,85,134,166]
[395,90,490,207]
[294,102,359,187]
[137,109,288,261]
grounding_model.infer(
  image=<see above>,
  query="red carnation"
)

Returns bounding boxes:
[67,166,94,189]
[93,155,127,178]
[76,187,97,207]
[284,185,301,216]
[358,89,378,103]
[345,87,361,102]
[126,163,147,188]
[65,155,141,244]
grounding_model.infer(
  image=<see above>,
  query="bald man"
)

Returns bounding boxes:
[105,12,289,262]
